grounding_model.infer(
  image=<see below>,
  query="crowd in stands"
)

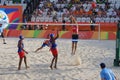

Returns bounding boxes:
[0,0,24,4]
[29,0,120,23]
[0,0,119,23]
[0,0,120,30]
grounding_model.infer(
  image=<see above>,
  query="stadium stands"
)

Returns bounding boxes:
[0,0,119,23]
[22,0,119,23]
[0,0,26,11]
[0,0,119,31]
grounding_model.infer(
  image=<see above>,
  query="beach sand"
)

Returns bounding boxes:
[0,38,120,80]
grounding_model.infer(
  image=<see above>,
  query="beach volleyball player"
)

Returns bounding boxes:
[17,35,29,70]
[0,10,9,44]
[0,23,6,44]
[35,30,59,69]
[35,37,51,52]
[49,30,59,69]
[69,15,79,55]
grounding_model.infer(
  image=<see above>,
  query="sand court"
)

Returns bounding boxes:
[0,38,120,80]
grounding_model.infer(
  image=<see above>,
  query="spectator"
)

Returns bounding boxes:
[52,9,58,22]
[0,24,7,44]
[114,16,120,23]
[27,0,120,24]
[81,15,86,22]
[95,15,100,22]
[86,15,90,22]
[3,1,6,6]
[62,15,66,31]
[90,17,96,31]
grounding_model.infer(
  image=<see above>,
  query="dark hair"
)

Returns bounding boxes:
[100,63,106,69]
[50,33,54,37]
[19,35,24,40]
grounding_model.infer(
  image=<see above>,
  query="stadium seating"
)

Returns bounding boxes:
[0,0,119,31]
[25,0,119,23]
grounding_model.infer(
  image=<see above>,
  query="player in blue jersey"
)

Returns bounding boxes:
[35,30,59,69]
[17,35,29,70]
[49,31,59,69]
[35,39,51,52]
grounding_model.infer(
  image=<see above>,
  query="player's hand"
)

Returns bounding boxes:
[25,51,28,54]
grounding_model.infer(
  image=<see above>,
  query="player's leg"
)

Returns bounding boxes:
[50,57,55,70]
[54,54,58,69]
[74,41,78,54]
[1,32,6,44]
[73,34,78,54]
[24,56,29,69]
[72,41,74,54]
[18,58,23,70]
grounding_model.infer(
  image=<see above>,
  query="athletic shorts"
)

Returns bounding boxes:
[50,48,58,57]
[18,51,25,58]
[0,32,4,38]
[72,34,78,42]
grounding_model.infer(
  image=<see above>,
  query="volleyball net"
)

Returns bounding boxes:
[2,22,101,40]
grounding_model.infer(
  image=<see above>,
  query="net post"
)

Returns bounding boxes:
[98,24,101,40]
[114,22,120,66]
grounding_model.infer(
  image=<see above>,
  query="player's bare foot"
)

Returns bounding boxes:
[71,52,74,56]
[18,67,21,70]
[26,66,30,69]
[50,65,53,70]
[54,66,57,69]
[3,42,6,44]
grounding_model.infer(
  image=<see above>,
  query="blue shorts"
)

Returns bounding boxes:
[72,34,78,42]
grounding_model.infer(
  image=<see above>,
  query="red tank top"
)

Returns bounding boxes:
[72,26,78,33]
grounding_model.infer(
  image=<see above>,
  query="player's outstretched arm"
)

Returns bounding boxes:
[55,30,59,39]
